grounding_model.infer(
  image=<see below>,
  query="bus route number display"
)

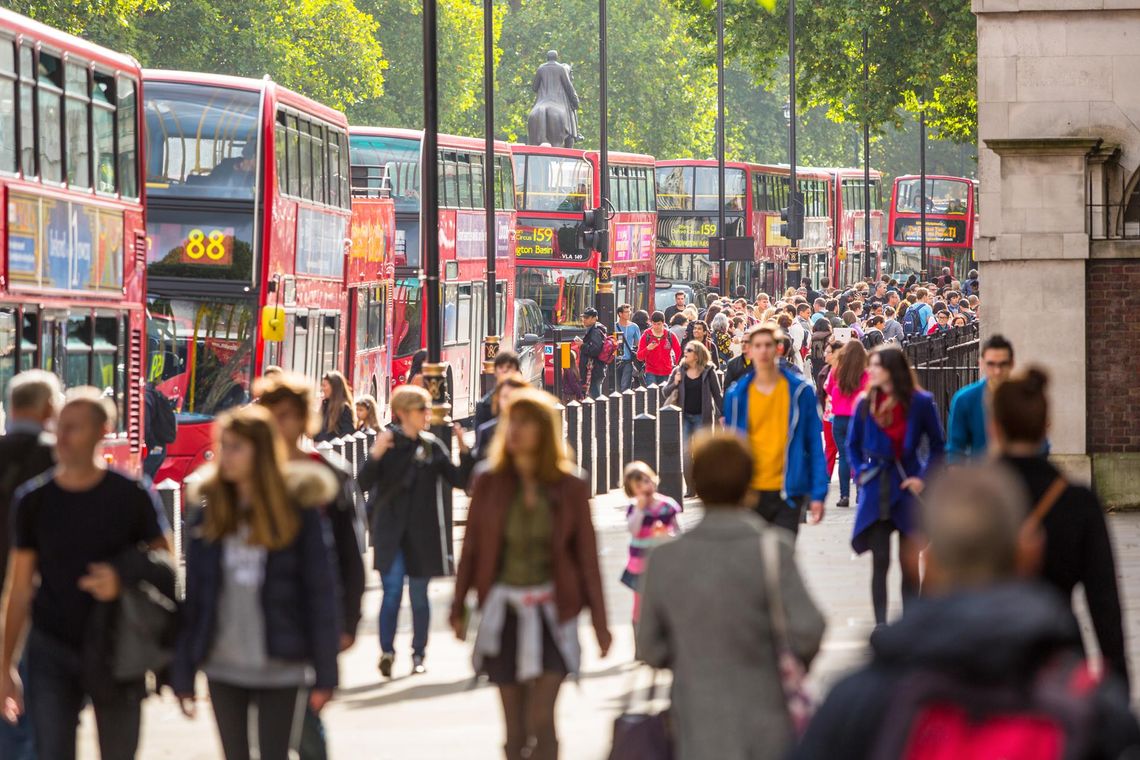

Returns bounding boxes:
[147,224,236,267]
[893,218,966,245]
[517,226,556,258]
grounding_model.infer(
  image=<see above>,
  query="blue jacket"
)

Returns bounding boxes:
[173,465,342,694]
[723,365,829,503]
[946,379,987,464]
[847,391,944,554]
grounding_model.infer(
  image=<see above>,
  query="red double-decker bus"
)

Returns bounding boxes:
[0,9,146,474]
[888,174,977,281]
[143,70,354,482]
[512,145,656,321]
[349,127,516,420]
[825,167,884,288]
[654,160,833,301]
[346,191,396,418]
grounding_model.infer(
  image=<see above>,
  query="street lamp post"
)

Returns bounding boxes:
[481,0,498,396]
[863,28,873,282]
[421,0,450,430]
[787,0,800,288]
[716,0,727,296]
[919,98,927,281]
[595,0,615,332]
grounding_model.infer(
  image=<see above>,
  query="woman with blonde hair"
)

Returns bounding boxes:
[358,385,472,678]
[452,389,611,760]
[173,404,341,760]
[355,394,380,432]
[316,370,354,442]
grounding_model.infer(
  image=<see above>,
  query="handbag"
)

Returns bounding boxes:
[759,529,814,735]
[609,667,674,760]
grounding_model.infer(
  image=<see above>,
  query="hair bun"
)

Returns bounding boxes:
[1022,366,1048,395]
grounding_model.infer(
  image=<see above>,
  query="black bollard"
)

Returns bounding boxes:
[632,413,659,473]
[553,402,565,441]
[634,385,648,417]
[593,394,609,495]
[353,430,368,474]
[154,479,184,592]
[565,400,581,467]
[324,438,341,464]
[365,427,377,461]
[608,390,623,491]
[657,404,684,505]
[578,397,595,481]
[621,389,635,469]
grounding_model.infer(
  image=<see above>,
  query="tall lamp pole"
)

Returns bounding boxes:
[421,0,449,429]
[481,0,498,394]
[919,97,927,281]
[595,0,615,330]
[787,0,800,288]
[863,28,873,282]
[716,0,727,296]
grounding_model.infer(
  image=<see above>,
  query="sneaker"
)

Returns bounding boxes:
[379,653,394,678]
[837,497,850,508]
[412,655,426,675]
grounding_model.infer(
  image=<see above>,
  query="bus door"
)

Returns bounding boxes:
[470,282,487,410]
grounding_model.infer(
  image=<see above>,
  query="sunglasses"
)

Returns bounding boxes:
[684,348,695,354]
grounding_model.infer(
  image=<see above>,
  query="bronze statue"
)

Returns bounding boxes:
[527,51,581,148]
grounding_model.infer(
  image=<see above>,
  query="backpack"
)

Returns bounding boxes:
[862,330,885,350]
[902,306,925,338]
[870,653,1101,760]
[146,386,178,448]
[597,333,619,365]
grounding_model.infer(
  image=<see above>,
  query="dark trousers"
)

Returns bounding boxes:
[25,628,142,760]
[298,705,328,760]
[586,364,606,398]
[0,656,34,760]
[754,491,806,539]
[208,680,305,760]
[617,360,635,391]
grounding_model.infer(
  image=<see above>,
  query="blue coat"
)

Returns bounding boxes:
[847,391,944,554]
[723,365,829,503]
[945,379,988,464]
[172,505,341,694]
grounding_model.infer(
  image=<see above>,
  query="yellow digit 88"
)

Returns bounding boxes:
[185,228,206,259]
[205,230,227,260]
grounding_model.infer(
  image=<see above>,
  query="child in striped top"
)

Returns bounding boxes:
[621,461,682,622]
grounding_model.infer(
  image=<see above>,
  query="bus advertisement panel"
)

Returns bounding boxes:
[0,9,147,474]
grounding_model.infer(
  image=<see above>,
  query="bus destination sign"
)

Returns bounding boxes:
[893,218,967,245]
[515,218,590,262]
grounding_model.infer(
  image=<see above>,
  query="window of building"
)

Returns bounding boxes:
[0,40,15,173]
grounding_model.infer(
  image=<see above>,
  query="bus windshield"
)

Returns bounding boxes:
[147,297,255,418]
[513,155,591,212]
[516,266,597,327]
[350,135,421,212]
[144,82,261,201]
[655,166,745,211]
[895,178,970,215]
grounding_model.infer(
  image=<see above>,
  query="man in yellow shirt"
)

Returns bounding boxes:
[723,323,828,539]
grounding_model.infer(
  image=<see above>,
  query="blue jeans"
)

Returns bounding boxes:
[379,551,430,657]
[0,657,34,760]
[617,360,635,391]
[645,373,670,386]
[833,414,852,500]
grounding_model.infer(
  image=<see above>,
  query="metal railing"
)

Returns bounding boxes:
[903,322,980,423]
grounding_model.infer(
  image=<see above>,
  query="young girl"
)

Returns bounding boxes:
[621,462,682,622]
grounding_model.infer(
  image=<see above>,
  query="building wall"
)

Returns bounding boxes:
[975,0,1140,501]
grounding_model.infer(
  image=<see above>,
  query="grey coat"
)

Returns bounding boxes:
[635,510,826,760]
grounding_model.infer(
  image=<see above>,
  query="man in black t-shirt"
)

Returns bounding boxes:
[0,389,168,760]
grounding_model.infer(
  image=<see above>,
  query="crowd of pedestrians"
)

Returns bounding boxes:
[4,264,1140,760]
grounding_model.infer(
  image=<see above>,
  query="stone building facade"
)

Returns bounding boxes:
[975,0,1140,505]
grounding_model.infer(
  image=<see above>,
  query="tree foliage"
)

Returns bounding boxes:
[669,0,977,142]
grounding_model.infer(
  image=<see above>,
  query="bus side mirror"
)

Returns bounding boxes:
[261,305,286,342]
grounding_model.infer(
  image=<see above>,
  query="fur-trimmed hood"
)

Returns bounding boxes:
[186,459,338,509]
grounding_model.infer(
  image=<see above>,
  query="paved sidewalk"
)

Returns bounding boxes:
[77,484,1140,759]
